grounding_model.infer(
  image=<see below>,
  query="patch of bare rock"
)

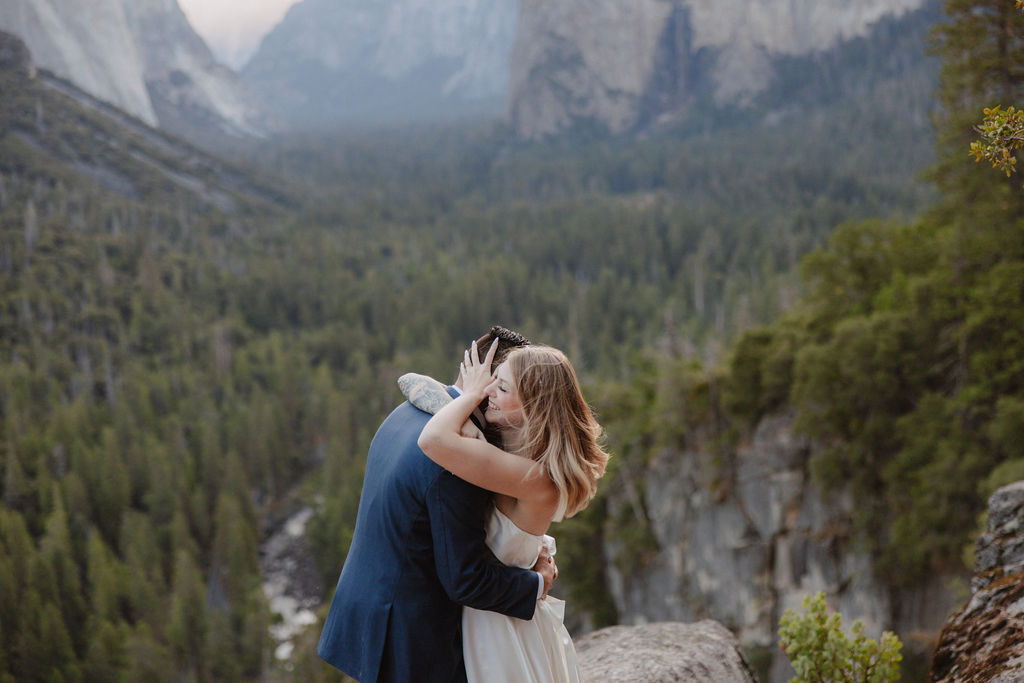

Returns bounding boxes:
[575,620,757,682]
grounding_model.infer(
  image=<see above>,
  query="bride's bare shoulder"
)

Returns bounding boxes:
[497,488,558,536]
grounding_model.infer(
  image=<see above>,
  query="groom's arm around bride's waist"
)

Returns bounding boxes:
[427,469,539,620]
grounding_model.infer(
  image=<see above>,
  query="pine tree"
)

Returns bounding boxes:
[0,510,33,678]
[167,549,208,680]
[37,485,87,657]
[119,511,164,624]
[122,623,173,683]
[930,0,1024,224]
[209,491,258,606]
[86,531,128,622]
[81,618,126,683]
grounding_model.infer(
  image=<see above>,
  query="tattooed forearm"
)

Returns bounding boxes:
[398,373,452,415]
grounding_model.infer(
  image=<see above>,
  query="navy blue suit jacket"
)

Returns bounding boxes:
[317,396,539,682]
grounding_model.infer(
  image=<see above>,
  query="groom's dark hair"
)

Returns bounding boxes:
[473,325,530,374]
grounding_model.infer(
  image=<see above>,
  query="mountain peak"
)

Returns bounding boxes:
[0,0,283,149]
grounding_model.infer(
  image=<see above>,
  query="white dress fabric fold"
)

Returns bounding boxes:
[462,507,580,683]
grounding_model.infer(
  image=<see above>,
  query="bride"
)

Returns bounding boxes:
[409,339,609,683]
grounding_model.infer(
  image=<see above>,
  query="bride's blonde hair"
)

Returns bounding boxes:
[504,346,609,519]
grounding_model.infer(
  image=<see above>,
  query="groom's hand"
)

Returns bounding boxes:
[459,419,487,442]
[533,547,558,598]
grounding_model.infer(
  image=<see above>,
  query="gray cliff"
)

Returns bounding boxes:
[510,0,929,138]
[242,0,517,127]
[0,0,279,144]
[602,413,960,682]
[0,0,155,124]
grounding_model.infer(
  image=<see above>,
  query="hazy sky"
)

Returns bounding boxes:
[178,0,302,70]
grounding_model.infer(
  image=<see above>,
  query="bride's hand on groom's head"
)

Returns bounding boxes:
[460,339,499,397]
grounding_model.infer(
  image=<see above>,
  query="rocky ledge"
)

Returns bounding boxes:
[929,481,1024,682]
[575,620,757,682]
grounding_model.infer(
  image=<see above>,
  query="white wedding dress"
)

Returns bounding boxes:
[462,507,581,683]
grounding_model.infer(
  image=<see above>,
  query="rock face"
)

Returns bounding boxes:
[242,0,517,127]
[929,481,1024,683]
[0,30,287,211]
[510,0,929,138]
[122,0,281,144]
[0,0,156,124]
[603,412,959,682]
[0,0,279,144]
[575,621,757,683]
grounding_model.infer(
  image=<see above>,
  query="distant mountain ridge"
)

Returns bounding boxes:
[1,0,940,140]
[242,0,518,128]
[510,0,931,138]
[0,0,282,148]
[243,0,936,135]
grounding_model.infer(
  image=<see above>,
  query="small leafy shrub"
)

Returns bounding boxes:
[778,592,902,683]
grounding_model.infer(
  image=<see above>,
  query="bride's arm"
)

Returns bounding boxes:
[417,342,556,504]
[418,393,551,502]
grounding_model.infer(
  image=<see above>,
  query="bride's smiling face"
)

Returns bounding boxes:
[484,362,524,429]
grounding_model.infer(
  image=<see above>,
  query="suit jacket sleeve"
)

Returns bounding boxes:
[427,470,538,621]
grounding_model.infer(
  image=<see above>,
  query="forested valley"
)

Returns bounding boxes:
[2,1,1022,681]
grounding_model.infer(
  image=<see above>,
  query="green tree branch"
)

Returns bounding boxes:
[970,1,1024,175]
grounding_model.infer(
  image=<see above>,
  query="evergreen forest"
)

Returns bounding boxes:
[1,1,1022,681]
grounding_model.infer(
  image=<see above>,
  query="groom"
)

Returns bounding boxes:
[318,326,555,682]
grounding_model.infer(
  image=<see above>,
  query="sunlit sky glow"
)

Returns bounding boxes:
[178,0,302,70]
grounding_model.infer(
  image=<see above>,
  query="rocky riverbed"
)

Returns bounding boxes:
[260,505,323,661]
